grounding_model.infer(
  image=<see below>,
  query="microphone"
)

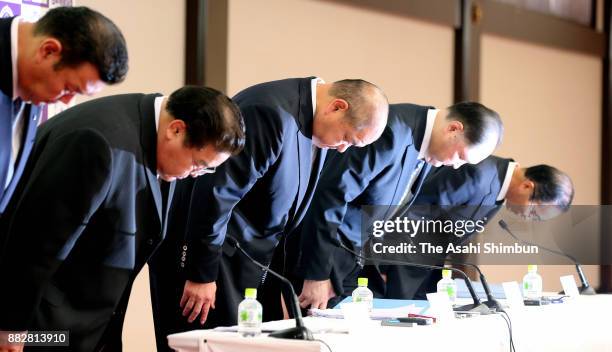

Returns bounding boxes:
[225,236,314,340]
[391,234,503,311]
[438,257,503,311]
[338,241,491,314]
[498,220,596,295]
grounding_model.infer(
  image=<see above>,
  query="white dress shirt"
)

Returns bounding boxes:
[497,161,517,201]
[417,108,439,160]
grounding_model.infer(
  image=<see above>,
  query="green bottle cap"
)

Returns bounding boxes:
[442,269,452,279]
[528,265,537,273]
[357,277,368,287]
[245,288,257,299]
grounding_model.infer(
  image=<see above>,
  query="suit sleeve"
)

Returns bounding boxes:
[0,129,112,331]
[297,145,391,282]
[184,104,284,283]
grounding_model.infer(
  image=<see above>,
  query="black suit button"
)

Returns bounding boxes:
[147,239,154,245]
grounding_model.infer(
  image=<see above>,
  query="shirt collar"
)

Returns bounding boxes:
[154,96,165,132]
[311,77,324,118]
[417,108,439,160]
[11,16,20,101]
[497,161,518,201]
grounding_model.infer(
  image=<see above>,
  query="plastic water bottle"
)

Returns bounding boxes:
[522,264,543,300]
[436,269,457,302]
[237,288,262,337]
[352,277,374,310]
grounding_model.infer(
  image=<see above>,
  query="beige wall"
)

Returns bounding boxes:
[76,0,185,100]
[479,33,602,291]
[226,0,454,107]
[74,1,185,351]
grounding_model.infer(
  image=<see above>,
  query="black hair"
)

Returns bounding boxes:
[166,86,245,155]
[447,102,503,147]
[34,6,128,84]
[525,164,574,212]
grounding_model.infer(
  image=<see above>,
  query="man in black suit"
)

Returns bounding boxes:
[148,77,389,349]
[293,102,504,310]
[378,156,575,300]
[0,6,128,217]
[0,87,245,352]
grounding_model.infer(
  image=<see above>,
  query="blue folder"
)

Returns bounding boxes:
[333,297,430,314]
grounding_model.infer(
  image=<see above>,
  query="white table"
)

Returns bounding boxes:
[168,295,612,352]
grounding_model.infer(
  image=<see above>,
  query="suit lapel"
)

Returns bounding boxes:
[0,96,11,200]
[160,180,175,237]
[288,78,316,228]
[0,103,39,212]
[294,132,311,216]
[289,146,327,234]
[0,18,14,206]
[386,107,429,214]
[139,95,163,230]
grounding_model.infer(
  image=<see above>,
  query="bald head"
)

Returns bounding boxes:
[329,79,389,133]
[313,79,388,152]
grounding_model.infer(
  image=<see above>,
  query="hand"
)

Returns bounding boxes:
[0,331,25,352]
[180,280,217,325]
[298,279,336,309]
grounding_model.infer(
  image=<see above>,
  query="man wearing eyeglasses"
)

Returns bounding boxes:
[0,86,245,352]
[293,102,504,311]
[365,155,575,300]
[148,77,389,351]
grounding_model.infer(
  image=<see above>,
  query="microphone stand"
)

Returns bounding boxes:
[226,236,314,340]
[498,219,596,295]
[339,241,491,314]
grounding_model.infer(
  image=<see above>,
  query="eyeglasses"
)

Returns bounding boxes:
[191,151,216,176]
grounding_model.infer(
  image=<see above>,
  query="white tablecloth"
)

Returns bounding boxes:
[168,295,612,352]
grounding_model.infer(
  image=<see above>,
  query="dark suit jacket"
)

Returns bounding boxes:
[0,94,173,351]
[183,78,327,287]
[295,103,432,296]
[0,17,41,215]
[382,155,512,299]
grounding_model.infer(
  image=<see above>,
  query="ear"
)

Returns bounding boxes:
[447,120,464,133]
[329,98,349,112]
[166,119,187,139]
[37,38,62,61]
[522,179,535,193]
